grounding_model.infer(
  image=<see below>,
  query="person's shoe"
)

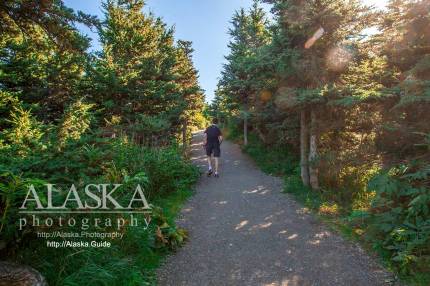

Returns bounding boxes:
[214,173,219,178]
[207,169,213,177]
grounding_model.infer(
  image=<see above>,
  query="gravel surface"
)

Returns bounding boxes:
[157,132,394,286]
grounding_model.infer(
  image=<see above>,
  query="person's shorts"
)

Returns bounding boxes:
[206,142,221,157]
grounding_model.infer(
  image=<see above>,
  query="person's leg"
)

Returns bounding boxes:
[214,157,219,174]
[207,155,213,171]
[214,144,220,177]
[206,143,213,175]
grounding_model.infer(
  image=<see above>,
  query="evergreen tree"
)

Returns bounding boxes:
[375,0,430,163]
[174,40,205,145]
[218,0,271,145]
[93,0,203,144]
[217,0,430,278]
[0,0,97,123]
[263,0,376,188]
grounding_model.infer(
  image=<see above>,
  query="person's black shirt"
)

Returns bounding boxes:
[205,125,222,145]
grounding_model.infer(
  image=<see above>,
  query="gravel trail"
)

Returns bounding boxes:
[157,132,393,286]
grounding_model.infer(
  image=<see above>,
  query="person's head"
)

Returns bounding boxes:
[212,118,218,125]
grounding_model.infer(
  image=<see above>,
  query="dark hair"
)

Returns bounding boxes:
[212,118,218,124]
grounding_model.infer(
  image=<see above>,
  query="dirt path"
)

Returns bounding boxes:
[157,132,392,286]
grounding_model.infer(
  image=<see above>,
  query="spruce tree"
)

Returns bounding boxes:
[0,0,96,122]
[263,0,376,188]
[218,1,270,145]
[94,0,184,143]
[375,0,430,163]
[175,40,205,145]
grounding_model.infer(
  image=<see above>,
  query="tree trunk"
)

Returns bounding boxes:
[308,109,319,190]
[300,109,310,186]
[255,126,266,144]
[243,113,248,146]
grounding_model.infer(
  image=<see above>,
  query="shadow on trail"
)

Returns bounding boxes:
[158,132,391,286]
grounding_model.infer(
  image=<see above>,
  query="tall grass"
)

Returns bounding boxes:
[1,136,199,285]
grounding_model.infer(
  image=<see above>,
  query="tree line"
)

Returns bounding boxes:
[0,0,205,147]
[213,0,429,282]
[0,0,204,284]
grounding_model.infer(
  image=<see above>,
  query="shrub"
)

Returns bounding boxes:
[367,164,430,277]
[0,126,199,285]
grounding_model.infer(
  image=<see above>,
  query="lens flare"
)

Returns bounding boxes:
[259,90,272,102]
[275,87,297,110]
[305,27,325,49]
[326,46,353,71]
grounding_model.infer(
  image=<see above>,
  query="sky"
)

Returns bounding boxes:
[64,0,387,103]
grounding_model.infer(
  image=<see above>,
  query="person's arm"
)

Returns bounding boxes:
[218,135,223,145]
[203,130,208,146]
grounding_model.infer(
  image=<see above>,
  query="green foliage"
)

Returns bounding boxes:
[151,206,189,250]
[367,164,430,279]
[0,133,198,285]
[218,1,271,115]
[58,100,95,146]
[93,0,204,138]
[0,0,204,284]
[3,106,44,155]
[12,186,195,286]
[106,138,199,199]
[0,172,47,250]
[241,133,297,176]
[284,173,325,211]
[217,1,430,283]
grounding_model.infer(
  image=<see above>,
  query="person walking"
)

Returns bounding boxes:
[203,118,223,177]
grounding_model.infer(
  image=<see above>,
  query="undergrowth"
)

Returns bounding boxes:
[0,134,199,286]
[14,188,194,286]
